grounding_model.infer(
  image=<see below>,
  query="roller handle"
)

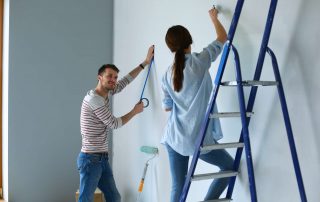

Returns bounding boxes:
[138,179,144,192]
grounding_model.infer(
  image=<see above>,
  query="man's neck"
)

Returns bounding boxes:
[95,85,108,99]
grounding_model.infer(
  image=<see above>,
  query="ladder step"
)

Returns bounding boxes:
[201,142,244,151]
[192,171,237,181]
[199,198,232,202]
[210,112,253,118]
[221,80,278,86]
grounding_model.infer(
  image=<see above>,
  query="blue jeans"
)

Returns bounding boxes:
[77,152,121,202]
[166,144,234,202]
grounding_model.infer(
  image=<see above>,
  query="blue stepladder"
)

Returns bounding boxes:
[179,0,307,202]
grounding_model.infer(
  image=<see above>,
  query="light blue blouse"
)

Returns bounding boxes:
[161,40,224,156]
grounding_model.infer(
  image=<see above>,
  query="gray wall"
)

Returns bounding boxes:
[8,0,113,201]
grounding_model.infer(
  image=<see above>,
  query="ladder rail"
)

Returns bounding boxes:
[226,132,245,198]
[179,0,246,201]
[214,0,245,86]
[230,45,258,201]
[267,47,307,202]
[227,0,278,199]
[254,0,278,83]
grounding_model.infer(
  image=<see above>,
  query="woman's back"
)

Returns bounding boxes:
[161,40,224,156]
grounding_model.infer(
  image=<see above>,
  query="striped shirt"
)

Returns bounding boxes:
[80,74,133,153]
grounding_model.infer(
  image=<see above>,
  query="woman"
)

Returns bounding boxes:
[161,8,234,201]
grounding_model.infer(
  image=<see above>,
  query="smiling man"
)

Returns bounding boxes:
[77,45,154,202]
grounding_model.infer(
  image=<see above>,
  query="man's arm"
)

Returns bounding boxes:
[128,63,145,79]
[129,45,154,79]
[121,102,144,125]
[112,45,154,95]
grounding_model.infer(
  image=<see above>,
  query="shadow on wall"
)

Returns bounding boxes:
[252,1,320,200]
[287,0,320,160]
[254,0,320,168]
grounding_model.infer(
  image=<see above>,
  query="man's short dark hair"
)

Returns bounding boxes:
[98,64,120,75]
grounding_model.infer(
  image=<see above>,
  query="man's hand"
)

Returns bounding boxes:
[121,101,144,125]
[133,101,144,115]
[129,45,155,79]
[142,45,155,66]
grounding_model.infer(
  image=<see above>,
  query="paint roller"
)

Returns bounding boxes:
[136,146,158,202]
[140,146,158,155]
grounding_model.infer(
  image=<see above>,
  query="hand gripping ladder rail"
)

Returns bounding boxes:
[179,0,307,201]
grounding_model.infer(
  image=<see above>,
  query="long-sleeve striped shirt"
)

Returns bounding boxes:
[80,74,133,153]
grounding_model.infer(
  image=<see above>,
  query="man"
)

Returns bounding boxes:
[77,45,154,202]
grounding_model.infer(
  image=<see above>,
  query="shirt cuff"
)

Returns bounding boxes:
[213,39,224,49]
[125,74,134,83]
[117,117,123,128]
[162,99,173,110]
[206,40,224,62]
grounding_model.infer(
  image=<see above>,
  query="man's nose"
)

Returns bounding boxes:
[110,77,116,82]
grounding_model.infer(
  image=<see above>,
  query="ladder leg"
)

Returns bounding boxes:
[254,0,278,83]
[227,2,280,199]
[226,132,243,198]
[267,48,307,202]
[231,46,258,202]
[245,0,279,114]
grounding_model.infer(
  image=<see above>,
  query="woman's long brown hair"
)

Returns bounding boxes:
[165,25,192,92]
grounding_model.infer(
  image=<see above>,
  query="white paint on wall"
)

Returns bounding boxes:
[113,0,320,202]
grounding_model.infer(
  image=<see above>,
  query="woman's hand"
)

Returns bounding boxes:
[209,7,227,43]
[209,7,218,21]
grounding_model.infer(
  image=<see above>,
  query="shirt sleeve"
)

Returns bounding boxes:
[161,73,173,110]
[90,97,123,129]
[193,40,224,70]
[111,74,134,95]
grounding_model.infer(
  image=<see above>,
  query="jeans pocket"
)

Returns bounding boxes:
[89,155,102,164]
[77,157,90,173]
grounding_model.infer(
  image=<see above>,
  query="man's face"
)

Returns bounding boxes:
[98,68,118,91]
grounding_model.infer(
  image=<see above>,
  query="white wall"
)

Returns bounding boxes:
[4,0,114,201]
[113,0,320,202]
